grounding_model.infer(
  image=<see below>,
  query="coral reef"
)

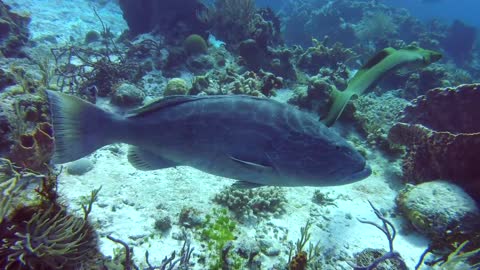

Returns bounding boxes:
[348,201,407,270]
[183,34,208,56]
[178,206,203,228]
[164,77,189,96]
[428,241,480,270]
[352,248,405,270]
[0,161,101,270]
[200,208,243,269]
[192,68,283,97]
[442,20,477,64]
[213,186,286,221]
[311,190,336,207]
[199,0,281,47]
[288,66,350,118]
[0,1,30,57]
[296,39,355,75]
[283,0,358,48]
[388,84,480,200]
[118,0,207,37]
[0,67,16,90]
[401,64,449,99]
[396,181,480,267]
[111,82,145,107]
[0,204,98,269]
[396,181,479,238]
[351,91,410,151]
[354,11,398,43]
[0,91,52,171]
[287,221,321,270]
[2,0,480,269]
[153,212,172,233]
[237,40,294,79]
[51,40,146,98]
[9,121,54,170]
[197,1,284,76]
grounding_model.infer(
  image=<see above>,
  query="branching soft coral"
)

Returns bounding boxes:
[0,163,100,270]
[1,204,97,270]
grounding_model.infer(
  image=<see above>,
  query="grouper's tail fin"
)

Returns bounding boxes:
[322,89,355,127]
[46,90,119,163]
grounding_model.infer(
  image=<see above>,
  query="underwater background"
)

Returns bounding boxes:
[0,0,479,269]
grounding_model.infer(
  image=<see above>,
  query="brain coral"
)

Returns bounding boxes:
[183,34,208,55]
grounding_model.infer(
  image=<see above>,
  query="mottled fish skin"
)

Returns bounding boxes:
[47,91,371,187]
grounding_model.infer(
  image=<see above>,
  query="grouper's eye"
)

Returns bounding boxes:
[335,145,340,150]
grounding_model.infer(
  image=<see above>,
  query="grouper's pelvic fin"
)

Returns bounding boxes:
[46,90,120,163]
[128,146,178,170]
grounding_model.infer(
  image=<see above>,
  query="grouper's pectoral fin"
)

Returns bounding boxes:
[228,155,275,173]
[231,181,265,189]
[227,155,276,189]
[128,146,178,170]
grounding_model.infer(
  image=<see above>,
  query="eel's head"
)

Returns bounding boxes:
[421,49,443,65]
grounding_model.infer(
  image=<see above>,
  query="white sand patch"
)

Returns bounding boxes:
[56,143,429,269]
[4,0,127,43]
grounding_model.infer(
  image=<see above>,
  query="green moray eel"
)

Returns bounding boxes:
[322,46,442,126]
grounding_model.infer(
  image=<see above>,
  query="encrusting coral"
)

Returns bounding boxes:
[297,38,355,75]
[213,186,286,221]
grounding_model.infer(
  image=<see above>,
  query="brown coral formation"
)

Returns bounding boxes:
[10,122,54,170]
[388,84,480,199]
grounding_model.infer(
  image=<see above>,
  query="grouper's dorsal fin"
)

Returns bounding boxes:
[360,47,396,70]
[127,95,209,118]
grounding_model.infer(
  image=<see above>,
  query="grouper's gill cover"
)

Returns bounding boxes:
[46,90,371,187]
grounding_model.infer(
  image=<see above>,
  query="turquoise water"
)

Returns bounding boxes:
[0,0,479,269]
[384,0,480,27]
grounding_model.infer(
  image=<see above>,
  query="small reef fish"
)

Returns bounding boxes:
[46,91,371,187]
[322,46,442,126]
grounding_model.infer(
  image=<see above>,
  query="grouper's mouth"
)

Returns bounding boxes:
[353,163,372,181]
[343,162,372,183]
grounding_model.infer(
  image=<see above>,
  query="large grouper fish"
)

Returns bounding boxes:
[46,90,371,187]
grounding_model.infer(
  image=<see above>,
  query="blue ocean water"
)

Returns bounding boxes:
[383,0,480,27]
[1,0,479,269]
